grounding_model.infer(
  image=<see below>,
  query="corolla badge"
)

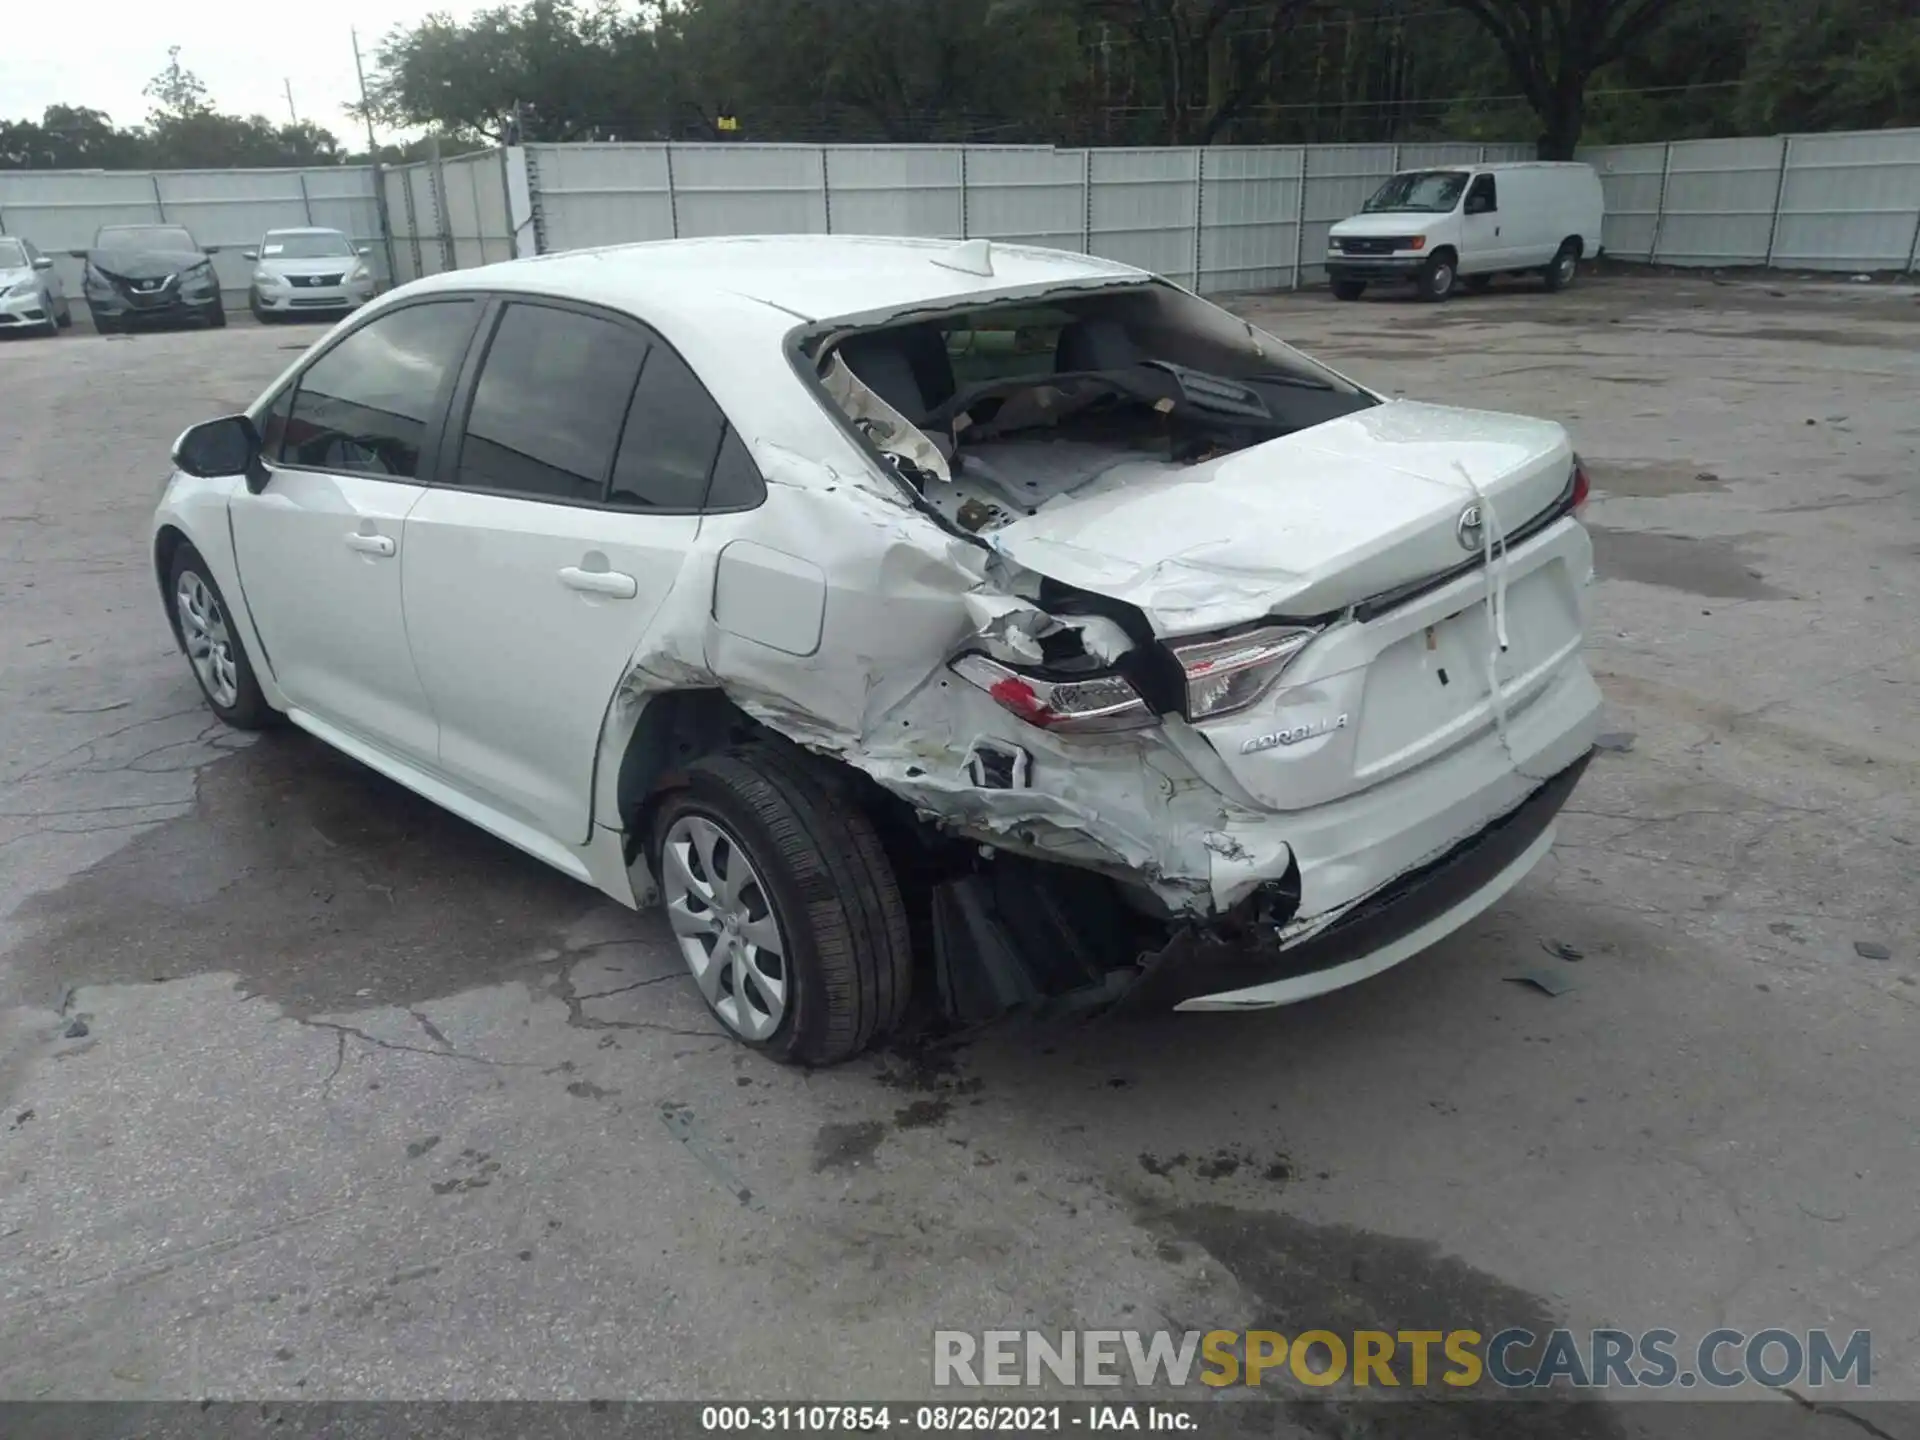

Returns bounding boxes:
[1456,503,1484,552]
[1241,713,1350,754]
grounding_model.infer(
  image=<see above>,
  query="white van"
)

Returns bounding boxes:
[1326,162,1605,302]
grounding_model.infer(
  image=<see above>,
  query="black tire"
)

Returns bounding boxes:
[649,745,911,1066]
[57,302,73,329]
[1417,251,1458,302]
[205,304,228,329]
[1330,278,1366,302]
[167,543,277,730]
[1463,274,1492,294]
[1542,241,1579,292]
[91,312,118,335]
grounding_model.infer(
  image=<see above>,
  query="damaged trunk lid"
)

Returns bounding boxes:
[986,401,1574,636]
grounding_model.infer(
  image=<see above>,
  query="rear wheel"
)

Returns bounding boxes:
[649,745,911,1066]
[1417,252,1457,302]
[1330,278,1366,302]
[1543,241,1579,292]
[168,544,276,729]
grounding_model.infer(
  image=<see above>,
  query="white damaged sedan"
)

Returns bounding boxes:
[154,235,1600,1063]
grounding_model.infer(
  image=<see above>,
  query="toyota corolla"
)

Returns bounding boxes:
[153,235,1600,1064]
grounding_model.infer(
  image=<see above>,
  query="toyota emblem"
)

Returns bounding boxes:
[1456,504,1484,552]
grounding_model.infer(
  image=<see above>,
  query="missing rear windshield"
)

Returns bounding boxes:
[811,283,1380,535]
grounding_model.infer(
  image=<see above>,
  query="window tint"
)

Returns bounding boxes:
[608,344,729,511]
[456,304,650,501]
[706,429,767,510]
[258,387,294,460]
[278,301,476,478]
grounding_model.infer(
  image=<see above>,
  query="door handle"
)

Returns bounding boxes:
[559,566,638,599]
[345,532,396,557]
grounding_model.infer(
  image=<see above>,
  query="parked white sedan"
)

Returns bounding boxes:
[155,235,1600,1063]
[245,227,377,322]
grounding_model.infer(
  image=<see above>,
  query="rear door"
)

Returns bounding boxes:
[400,297,761,844]
[230,298,481,763]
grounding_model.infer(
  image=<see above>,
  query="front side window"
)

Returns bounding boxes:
[455,303,651,502]
[1466,175,1498,213]
[276,300,478,478]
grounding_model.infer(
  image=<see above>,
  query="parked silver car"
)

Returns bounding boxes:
[245,227,376,322]
[0,236,73,336]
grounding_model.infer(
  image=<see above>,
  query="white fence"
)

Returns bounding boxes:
[0,166,385,300]
[4,129,1918,312]
[518,139,1532,291]
[1582,129,1920,271]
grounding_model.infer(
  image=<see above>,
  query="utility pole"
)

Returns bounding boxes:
[284,78,298,124]
[351,27,380,160]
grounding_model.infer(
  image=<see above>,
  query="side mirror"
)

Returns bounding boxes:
[356,246,371,256]
[32,256,53,271]
[173,414,265,490]
[243,248,259,261]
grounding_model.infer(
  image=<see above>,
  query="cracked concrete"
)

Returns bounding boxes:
[0,279,1916,1433]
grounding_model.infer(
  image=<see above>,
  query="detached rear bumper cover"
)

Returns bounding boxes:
[1130,749,1591,1011]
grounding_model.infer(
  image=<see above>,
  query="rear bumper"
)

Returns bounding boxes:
[1129,748,1591,1010]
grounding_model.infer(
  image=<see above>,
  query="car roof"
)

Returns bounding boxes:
[264,225,347,235]
[1397,162,1594,174]
[401,234,1148,327]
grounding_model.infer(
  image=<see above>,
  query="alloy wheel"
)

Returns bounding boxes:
[660,813,789,1041]
[175,570,240,708]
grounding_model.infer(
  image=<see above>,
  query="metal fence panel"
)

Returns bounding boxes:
[824,147,964,238]
[963,147,1087,250]
[437,151,513,269]
[1089,147,1201,285]
[1198,146,1302,292]
[671,144,827,237]
[525,144,675,253]
[404,163,449,276]
[1772,129,1920,271]
[382,162,423,284]
[1656,136,1786,265]
[1300,143,1398,282]
[1580,142,1668,261]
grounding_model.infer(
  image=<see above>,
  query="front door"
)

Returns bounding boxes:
[401,299,752,844]
[230,298,481,763]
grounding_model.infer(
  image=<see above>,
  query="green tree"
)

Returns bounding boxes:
[1446,0,1693,156]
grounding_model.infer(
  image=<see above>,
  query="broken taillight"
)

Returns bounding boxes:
[1570,456,1591,518]
[950,654,1154,734]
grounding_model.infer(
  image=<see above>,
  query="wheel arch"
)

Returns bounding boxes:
[1561,234,1586,258]
[154,523,193,649]
[608,687,770,866]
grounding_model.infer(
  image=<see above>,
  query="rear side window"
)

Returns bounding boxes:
[609,344,764,512]
[455,303,650,501]
[277,300,477,478]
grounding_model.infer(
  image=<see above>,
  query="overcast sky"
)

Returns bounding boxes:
[0,2,492,146]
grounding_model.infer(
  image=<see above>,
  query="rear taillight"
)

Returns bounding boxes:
[1570,456,1591,518]
[1170,625,1319,721]
[950,654,1154,734]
